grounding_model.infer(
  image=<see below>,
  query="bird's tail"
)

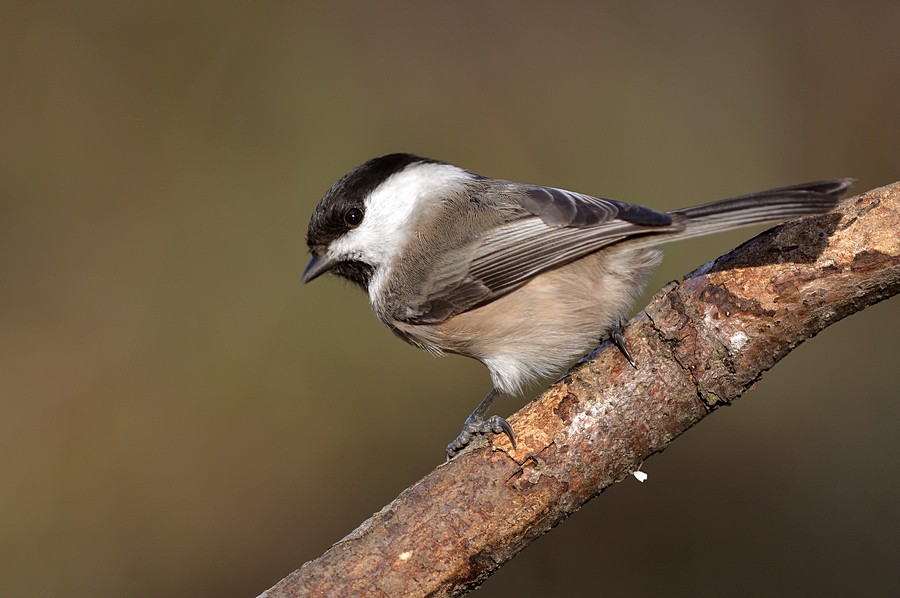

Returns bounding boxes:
[663,178,853,242]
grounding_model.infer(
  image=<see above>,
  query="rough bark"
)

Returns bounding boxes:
[262,182,899,598]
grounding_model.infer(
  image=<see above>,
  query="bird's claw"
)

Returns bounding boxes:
[445,415,517,460]
[609,321,636,368]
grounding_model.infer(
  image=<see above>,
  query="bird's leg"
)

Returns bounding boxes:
[445,387,516,460]
[608,320,637,368]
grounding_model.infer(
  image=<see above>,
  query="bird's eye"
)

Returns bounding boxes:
[344,207,364,227]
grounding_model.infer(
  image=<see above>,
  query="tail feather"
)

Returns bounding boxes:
[666,178,853,241]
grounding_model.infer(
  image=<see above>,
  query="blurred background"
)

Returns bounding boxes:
[1,1,898,596]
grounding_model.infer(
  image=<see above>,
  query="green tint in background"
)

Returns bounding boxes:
[1,1,898,596]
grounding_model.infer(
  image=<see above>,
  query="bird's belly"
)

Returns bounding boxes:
[392,246,662,395]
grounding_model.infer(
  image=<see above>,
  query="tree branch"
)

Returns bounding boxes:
[262,182,899,598]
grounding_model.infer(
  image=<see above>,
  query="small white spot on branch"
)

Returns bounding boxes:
[729,331,749,351]
[568,402,606,437]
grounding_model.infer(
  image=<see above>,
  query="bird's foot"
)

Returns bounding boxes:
[445,414,516,461]
[609,320,636,368]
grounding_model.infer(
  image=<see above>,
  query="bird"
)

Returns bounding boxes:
[301,153,851,459]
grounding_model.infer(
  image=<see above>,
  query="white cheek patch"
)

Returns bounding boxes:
[328,162,474,287]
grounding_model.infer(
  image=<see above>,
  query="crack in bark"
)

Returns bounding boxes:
[644,300,711,411]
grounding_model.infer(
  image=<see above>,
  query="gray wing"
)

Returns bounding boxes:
[399,184,682,324]
[517,185,676,227]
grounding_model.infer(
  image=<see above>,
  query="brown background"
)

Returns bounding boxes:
[2,2,898,596]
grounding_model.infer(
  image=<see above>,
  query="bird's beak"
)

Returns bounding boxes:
[301,254,337,283]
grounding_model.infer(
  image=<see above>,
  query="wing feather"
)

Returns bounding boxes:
[399,184,681,324]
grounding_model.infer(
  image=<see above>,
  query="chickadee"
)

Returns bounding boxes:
[302,153,850,459]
